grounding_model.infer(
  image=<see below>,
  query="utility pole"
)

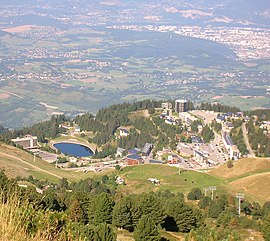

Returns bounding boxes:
[204,187,209,196]
[209,186,216,200]
[178,160,181,175]
[236,193,244,216]
[33,153,36,163]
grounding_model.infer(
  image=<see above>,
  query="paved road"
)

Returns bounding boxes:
[242,123,256,158]
[0,151,62,179]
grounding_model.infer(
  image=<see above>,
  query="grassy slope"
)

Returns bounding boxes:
[229,172,270,202]
[209,158,270,203]
[209,158,270,180]
[119,164,223,195]
[0,143,108,182]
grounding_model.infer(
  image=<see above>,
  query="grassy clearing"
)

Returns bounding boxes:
[119,165,223,195]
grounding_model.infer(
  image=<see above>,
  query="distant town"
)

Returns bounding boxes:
[109,25,270,61]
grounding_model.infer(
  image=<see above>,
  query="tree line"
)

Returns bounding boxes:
[1,171,270,241]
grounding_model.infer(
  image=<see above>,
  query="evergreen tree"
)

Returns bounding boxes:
[209,200,225,218]
[58,178,69,189]
[165,199,202,232]
[201,125,214,143]
[130,196,142,228]
[199,196,211,209]
[187,188,203,200]
[134,215,160,241]
[69,199,84,223]
[140,192,166,226]
[95,223,117,241]
[112,196,133,231]
[94,193,114,224]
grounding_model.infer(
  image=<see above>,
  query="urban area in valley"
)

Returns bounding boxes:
[0,0,269,128]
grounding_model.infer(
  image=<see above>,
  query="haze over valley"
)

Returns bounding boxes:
[0,0,269,128]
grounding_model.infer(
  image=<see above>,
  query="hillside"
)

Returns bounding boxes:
[0,143,109,182]
[209,158,270,180]
[119,164,223,195]
[230,172,270,202]
[209,158,270,202]
[1,141,270,203]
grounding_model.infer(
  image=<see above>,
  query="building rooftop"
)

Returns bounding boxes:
[127,154,141,160]
[224,132,234,146]
[119,128,129,133]
[175,99,187,103]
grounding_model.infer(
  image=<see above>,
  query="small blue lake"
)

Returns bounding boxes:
[54,143,93,157]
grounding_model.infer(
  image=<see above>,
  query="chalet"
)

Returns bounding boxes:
[234,112,244,119]
[141,143,154,156]
[119,128,129,137]
[226,112,234,117]
[116,147,125,157]
[260,121,270,133]
[216,115,225,123]
[74,126,81,133]
[165,118,176,125]
[244,116,251,122]
[159,114,168,119]
[125,154,143,165]
[167,154,179,164]
[225,122,234,130]
[59,123,72,130]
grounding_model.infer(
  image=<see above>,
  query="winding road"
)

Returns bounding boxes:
[242,123,256,158]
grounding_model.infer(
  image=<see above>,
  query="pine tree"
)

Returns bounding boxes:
[209,200,225,218]
[69,199,84,223]
[134,215,160,241]
[165,199,202,233]
[140,193,166,226]
[130,196,142,228]
[112,196,133,231]
[95,223,116,241]
[94,193,114,224]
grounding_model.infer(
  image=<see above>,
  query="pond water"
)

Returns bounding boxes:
[54,142,93,157]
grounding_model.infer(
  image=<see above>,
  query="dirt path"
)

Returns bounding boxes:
[0,151,62,180]
[242,123,256,158]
